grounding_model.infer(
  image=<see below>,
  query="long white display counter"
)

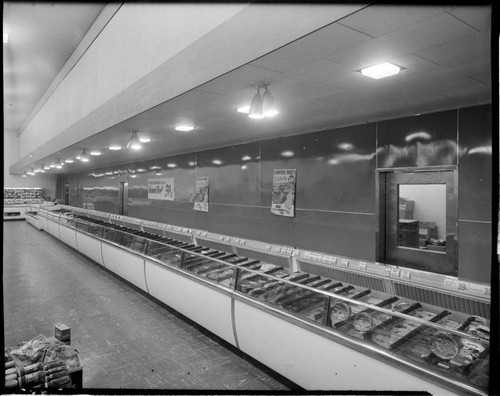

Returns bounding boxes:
[29,205,490,395]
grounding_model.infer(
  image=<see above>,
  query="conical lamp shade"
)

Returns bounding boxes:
[262,87,278,117]
[80,149,89,162]
[248,88,264,119]
[127,131,142,150]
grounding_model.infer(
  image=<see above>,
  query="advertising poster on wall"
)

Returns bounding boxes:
[193,176,209,212]
[148,178,175,201]
[271,169,296,217]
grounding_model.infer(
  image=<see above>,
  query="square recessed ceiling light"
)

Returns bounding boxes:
[361,62,401,79]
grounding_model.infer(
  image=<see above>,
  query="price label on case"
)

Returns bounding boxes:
[401,270,411,280]
[390,267,400,279]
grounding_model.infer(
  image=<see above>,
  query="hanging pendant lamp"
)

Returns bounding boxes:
[127,131,142,150]
[80,149,90,162]
[262,85,278,117]
[248,86,264,119]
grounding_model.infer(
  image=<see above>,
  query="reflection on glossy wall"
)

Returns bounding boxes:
[68,105,492,283]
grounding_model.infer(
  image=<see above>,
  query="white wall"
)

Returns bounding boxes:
[4,130,57,199]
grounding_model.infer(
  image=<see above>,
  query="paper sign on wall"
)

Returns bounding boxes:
[148,178,175,201]
[193,176,209,212]
[271,169,296,217]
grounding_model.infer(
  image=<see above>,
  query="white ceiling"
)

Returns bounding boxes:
[3,2,106,134]
[3,4,492,175]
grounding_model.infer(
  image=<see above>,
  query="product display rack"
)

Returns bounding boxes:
[4,188,45,220]
[30,205,491,394]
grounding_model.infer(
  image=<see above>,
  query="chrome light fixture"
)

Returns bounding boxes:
[248,86,264,119]
[56,159,63,169]
[79,149,89,162]
[262,85,278,117]
[248,84,278,119]
[39,164,46,173]
[22,171,27,177]
[127,131,142,150]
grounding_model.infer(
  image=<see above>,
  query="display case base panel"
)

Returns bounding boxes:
[233,299,452,394]
[101,243,148,292]
[38,216,48,231]
[25,215,41,230]
[145,259,236,347]
[76,233,104,266]
[59,224,78,250]
[47,219,60,239]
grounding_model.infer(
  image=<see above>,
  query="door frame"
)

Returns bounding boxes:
[377,165,458,276]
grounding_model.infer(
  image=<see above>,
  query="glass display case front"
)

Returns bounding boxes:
[37,207,490,395]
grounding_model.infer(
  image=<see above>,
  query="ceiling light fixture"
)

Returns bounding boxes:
[262,85,278,117]
[56,159,63,169]
[167,163,177,168]
[65,159,74,163]
[127,131,142,150]
[139,137,151,143]
[109,145,122,151]
[90,150,101,156]
[175,125,194,132]
[22,171,27,178]
[361,62,401,79]
[79,149,90,162]
[43,164,50,170]
[248,84,278,119]
[49,163,56,168]
[39,165,46,173]
[248,86,264,119]
[28,168,35,176]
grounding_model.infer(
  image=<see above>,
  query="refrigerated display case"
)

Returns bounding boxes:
[32,205,491,395]
[4,188,45,220]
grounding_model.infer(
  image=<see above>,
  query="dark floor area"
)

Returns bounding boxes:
[3,220,290,390]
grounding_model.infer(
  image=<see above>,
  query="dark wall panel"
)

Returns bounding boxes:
[128,200,197,228]
[458,105,492,222]
[377,110,458,168]
[196,204,261,240]
[79,174,120,214]
[458,220,492,283]
[259,208,377,261]
[126,152,197,226]
[197,142,260,206]
[66,105,491,283]
[260,124,377,213]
